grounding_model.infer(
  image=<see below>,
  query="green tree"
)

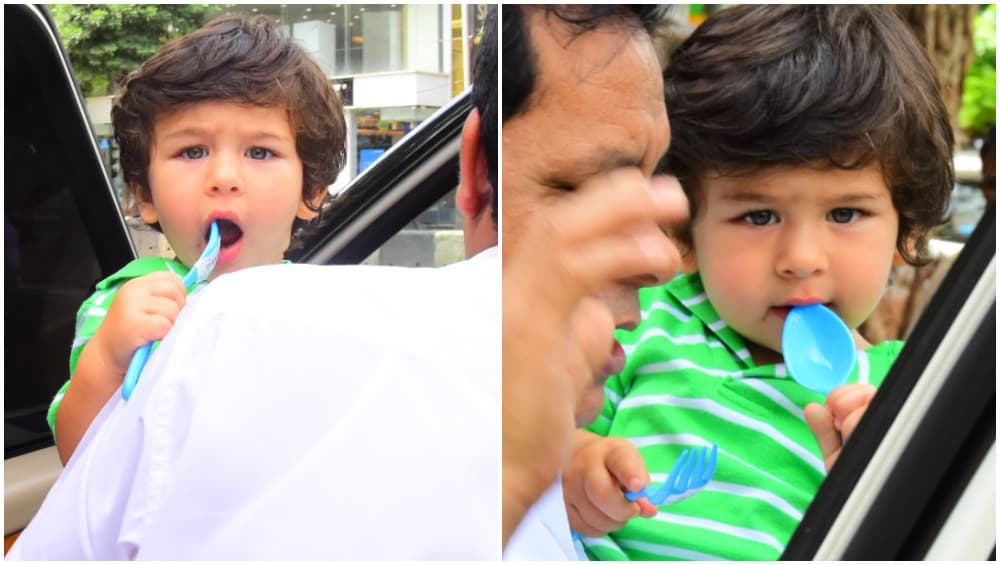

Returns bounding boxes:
[49,4,208,96]
[959,4,996,138]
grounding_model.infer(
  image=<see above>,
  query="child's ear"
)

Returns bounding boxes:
[895,234,919,266]
[134,184,158,224]
[297,187,328,220]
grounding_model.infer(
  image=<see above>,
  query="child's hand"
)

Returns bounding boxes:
[805,383,877,471]
[89,271,187,379]
[563,432,658,537]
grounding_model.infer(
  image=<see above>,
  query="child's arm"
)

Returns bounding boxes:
[805,382,878,471]
[55,272,187,464]
[562,429,658,537]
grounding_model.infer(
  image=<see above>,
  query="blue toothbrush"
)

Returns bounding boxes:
[121,221,221,401]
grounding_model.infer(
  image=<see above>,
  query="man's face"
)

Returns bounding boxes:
[502,10,670,331]
[502,10,670,425]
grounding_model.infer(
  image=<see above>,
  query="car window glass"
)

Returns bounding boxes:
[5,30,112,458]
[363,189,465,267]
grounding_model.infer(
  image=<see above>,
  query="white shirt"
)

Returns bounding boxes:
[503,478,577,560]
[9,248,499,560]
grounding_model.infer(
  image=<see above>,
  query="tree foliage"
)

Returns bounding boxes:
[959,4,996,138]
[49,4,208,96]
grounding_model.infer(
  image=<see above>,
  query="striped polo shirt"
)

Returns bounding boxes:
[581,272,901,560]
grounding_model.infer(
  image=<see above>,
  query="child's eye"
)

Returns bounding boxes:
[741,210,777,226]
[247,147,274,160]
[828,208,861,224]
[181,147,206,159]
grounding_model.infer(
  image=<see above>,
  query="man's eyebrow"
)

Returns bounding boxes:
[543,148,644,190]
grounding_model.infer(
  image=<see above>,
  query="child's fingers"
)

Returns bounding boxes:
[141,296,185,322]
[838,405,869,443]
[121,272,187,304]
[804,402,841,469]
[571,498,629,537]
[567,500,622,538]
[604,440,649,495]
[636,497,659,518]
[826,383,876,431]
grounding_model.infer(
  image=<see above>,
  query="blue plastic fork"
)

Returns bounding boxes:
[121,221,221,401]
[571,444,719,544]
[625,443,718,505]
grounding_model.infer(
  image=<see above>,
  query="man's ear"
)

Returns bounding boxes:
[135,184,158,224]
[297,187,329,220]
[457,108,490,220]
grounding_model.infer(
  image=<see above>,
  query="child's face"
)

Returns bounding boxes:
[141,101,308,278]
[689,164,899,363]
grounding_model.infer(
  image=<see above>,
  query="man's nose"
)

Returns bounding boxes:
[775,224,829,278]
[207,153,243,195]
[611,275,658,330]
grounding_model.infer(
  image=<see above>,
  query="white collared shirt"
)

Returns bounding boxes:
[9,248,500,560]
[503,477,577,560]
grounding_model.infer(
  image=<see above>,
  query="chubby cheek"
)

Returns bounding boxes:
[836,251,894,328]
[697,244,762,313]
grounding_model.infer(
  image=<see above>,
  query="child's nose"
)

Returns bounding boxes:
[775,227,829,278]
[207,155,243,194]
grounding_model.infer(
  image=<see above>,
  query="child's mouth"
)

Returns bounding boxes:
[208,219,243,249]
[773,301,833,321]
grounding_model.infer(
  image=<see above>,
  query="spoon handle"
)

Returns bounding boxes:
[120,222,220,401]
[121,343,152,401]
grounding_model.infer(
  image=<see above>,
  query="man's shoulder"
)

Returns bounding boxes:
[183,254,498,335]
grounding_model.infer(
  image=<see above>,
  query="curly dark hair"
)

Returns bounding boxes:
[112,14,347,233]
[661,5,953,265]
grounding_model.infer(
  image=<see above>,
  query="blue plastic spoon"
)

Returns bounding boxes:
[121,221,221,401]
[781,304,857,395]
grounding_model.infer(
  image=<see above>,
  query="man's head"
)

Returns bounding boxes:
[502,5,670,329]
[113,15,347,233]
[661,5,953,266]
[458,6,498,255]
[501,5,671,424]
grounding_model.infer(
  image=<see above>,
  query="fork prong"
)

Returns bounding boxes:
[669,449,696,496]
[690,446,706,488]
[648,449,689,505]
[703,443,719,482]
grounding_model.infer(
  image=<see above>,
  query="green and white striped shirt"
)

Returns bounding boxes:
[582,272,902,561]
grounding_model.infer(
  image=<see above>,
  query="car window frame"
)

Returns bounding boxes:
[293,88,471,266]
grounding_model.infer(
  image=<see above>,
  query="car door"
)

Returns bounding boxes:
[4,3,471,550]
[4,3,136,549]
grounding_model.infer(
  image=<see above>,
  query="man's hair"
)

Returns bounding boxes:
[112,15,347,232]
[472,6,498,223]
[661,5,953,265]
[502,5,667,124]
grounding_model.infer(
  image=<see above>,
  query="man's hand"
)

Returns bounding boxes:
[805,383,877,471]
[501,171,687,545]
[563,431,658,537]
